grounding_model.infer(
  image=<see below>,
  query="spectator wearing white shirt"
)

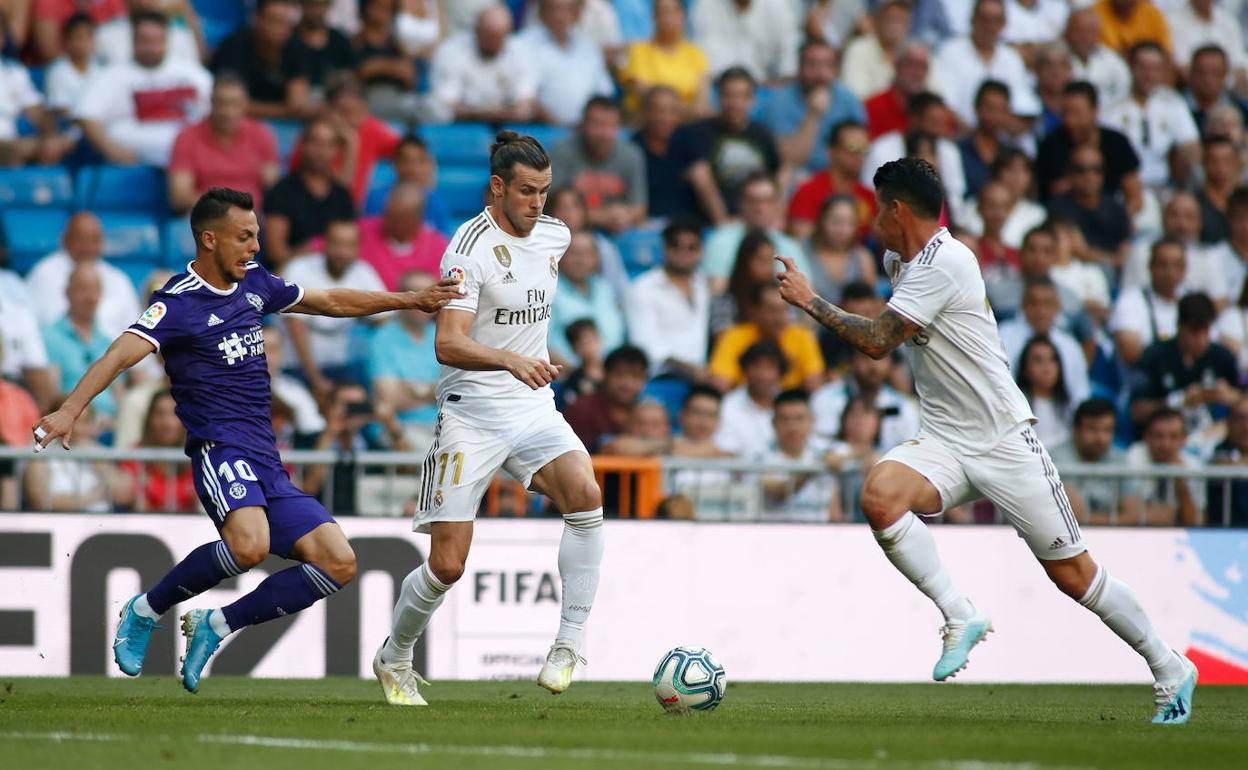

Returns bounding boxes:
[263,325,327,442]
[811,350,919,450]
[691,0,801,82]
[713,340,784,454]
[840,0,916,101]
[0,291,55,409]
[861,91,967,206]
[1110,237,1186,365]
[75,10,212,167]
[94,0,206,66]
[1121,191,1232,306]
[525,0,623,61]
[1123,407,1204,525]
[934,0,1042,130]
[1167,0,1248,80]
[1064,7,1133,108]
[1003,0,1069,47]
[1212,189,1248,372]
[44,13,101,117]
[24,212,141,338]
[518,0,615,127]
[998,277,1092,408]
[755,389,842,522]
[1048,217,1113,322]
[0,13,73,166]
[627,220,712,381]
[1102,41,1201,188]
[427,4,537,124]
[1015,335,1077,449]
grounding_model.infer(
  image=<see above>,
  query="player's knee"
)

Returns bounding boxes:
[320,548,357,586]
[223,534,269,570]
[427,553,466,585]
[563,475,602,514]
[859,477,907,528]
[1043,557,1095,600]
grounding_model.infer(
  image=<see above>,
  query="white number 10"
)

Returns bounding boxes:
[217,460,258,483]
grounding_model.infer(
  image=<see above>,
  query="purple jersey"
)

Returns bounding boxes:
[126,261,304,462]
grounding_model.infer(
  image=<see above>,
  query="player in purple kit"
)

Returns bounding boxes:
[33,188,460,693]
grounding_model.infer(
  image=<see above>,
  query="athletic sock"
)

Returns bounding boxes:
[1078,566,1183,681]
[219,563,341,633]
[555,508,605,651]
[383,563,452,663]
[145,541,246,616]
[873,513,974,622]
[132,593,159,620]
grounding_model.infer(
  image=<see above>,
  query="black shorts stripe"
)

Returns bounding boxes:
[453,216,487,254]
[1024,428,1079,541]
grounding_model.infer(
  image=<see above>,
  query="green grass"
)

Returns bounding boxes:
[1,678,1245,770]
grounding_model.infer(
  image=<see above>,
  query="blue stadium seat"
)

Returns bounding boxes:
[434,166,488,221]
[0,207,69,274]
[193,0,246,49]
[267,119,304,170]
[364,160,397,216]
[75,165,166,213]
[613,228,665,278]
[643,377,689,425]
[99,212,162,291]
[0,166,73,207]
[163,217,196,268]
[421,123,494,167]
[506,124,569,153]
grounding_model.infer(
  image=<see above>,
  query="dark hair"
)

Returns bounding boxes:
[565,317,598,347]
[1143,406,1185,434]
[1016,335,1069,408]
[973,79,1010,109]
[582,95,620,119]
[716,66,756,92]
[212,71,248,93]
[1191,43,1229,65]
[827,119,866,147]
[257,0,295,13]
[773,388,810,410]
[326,70,363,102]
[1022,275,1058,294]
[1202,133,1236,154]
[544,185,584,215]
[604,344,649,372]
[1021,224,1054,249]
[798,37,834,63]
[1066,143,1102,174]
[1149,235,1184,266]
[905,91,945,117]
[728,229,774,317]
[1127,41,1167,65]
[1063,80,1099,110]
[739,340,788,375]
[397,134,429,154]
[737,169,776,202]
[130,9,168,29]
[662,217,702,247]
[812,194,861,252]
[683,383,723,408]
[489,130,550,183]
[641,84,679,110]
[973,0,1004,14]
[903,130,937,160]
[1073,397,1116,428]
[1177,291,1217,329]
[748,279,781,307]
[989,147,1030,181]
[325,217,357,234]
[835,395,881,444]
[190,188,254,242]
[63,11,95,36]
[873,157,944,219]
[841,280,877,303]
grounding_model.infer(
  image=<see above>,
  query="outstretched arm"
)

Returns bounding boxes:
[775,256,919,359]
[287,279,461,318]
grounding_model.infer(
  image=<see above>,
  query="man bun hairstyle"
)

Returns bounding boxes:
[190,188,253,239]
[873,156,944,220]
[489,130,550,183]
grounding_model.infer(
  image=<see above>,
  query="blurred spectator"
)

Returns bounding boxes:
[211,0,312,120]
[558,319,605,407]
[1016,335,1075,447]
[1130,292,1238,443]
[841,0,914,101]
[710,229,778,335]
[25,211,140,337]
[44,12,101,117]
[1212,190,1248,372]
[1194,136,1241,245]
[812,349,919,449]
[686,68,782,215]
[803,0,866,48]
[563,344,649,452]
[168,74,281,213]
[42,264,122,420]
[862,92,966,206]
[382,135,451,234]
[863,41,933,140]
[1111,237,1186,366]
[284,219,387,395]
[264,117,357,267]
[1103,42,1200,189]
[427,4,536,124]
[0,340,41,452]
[1047,218,1112,324]
[619,0,710,115]
[935,0,1041,130]
[544,186,629,298]
[703,173,807,289]
[115,389,196,512]
[0,16,71,165]
[818,279,883,371]
[822,395,883,518]
[1123,407,1204,525]
[1051,398,1136,524]
[691,0,800,82]
[761,37,865,174]
[1,283,55,408]
[756,388,841,522]
[359,183,449,291]
[1035,81,1141,210]
[550,97,647,234]
[956,80,1022,202]
[23,401,112,512]
[304,383,414,511]
[1045,145,1132,269]
[709,283,825,393]
[986,224,1086,325]
[1002,0,1069,47]
[368,270,441,453]
[439,0,496,35]
[30,0,125,63]
[957,180,1018,275]
[671,384,733,457]
[291,0,356,97]
[1206,394,1248,526]
[95,0,204,65]
[1064,7,1132,108]
[519,0,614,126]
[633,85,727,223]
[1122,191,1226,305]
[1168,1,1246,83]
[353,0,418,120]
[1185,45,1248,135]
[393,0,444,59]
[787,120,876,242]
[1094,0,1172,58]
[600,398,673,456]
[806,195,877,302]
[75,10,211,166]
[263,324,326,445]
[998,277,1092,406]
[550,230,626,365]
[627,219,711,380]
[530,0,623,60]
[1204,103,1248,174]
[713,340,784,454]
[1032,43,1072,138]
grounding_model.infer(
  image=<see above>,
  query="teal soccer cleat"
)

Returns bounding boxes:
[113,594,160,676]
[933,607,993,682]
[180,609,225,693]
[1152,652,1198,725]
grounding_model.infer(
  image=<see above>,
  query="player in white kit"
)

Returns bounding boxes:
[373,132,603,704]
[776,158,1197,724]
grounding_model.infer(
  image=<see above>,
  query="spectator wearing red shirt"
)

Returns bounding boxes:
[787,120,876,242]
[359,183,450,291]
[168,74,281,213]
[115,389,198,513]
[864,40,932,140]
[562,345,649,453]
[31,0,126,63]
[289,72,400,207]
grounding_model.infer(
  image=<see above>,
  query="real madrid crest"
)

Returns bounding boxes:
[434,489,444,507]
[493,244,512,268]
[549,255,558,278]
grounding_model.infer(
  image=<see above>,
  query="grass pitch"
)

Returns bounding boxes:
[1,678,1244,770]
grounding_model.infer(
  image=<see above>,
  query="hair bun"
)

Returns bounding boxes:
[494,130,522,145]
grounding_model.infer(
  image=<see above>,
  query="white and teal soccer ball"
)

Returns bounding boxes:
[652,646,726,713]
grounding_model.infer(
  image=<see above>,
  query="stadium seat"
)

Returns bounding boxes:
[643,377,689,425]
[0,166,73,207]
[612,228,664,278]
[434,166,488,221]
[364,160,398,216]
[75,165,166,213]
[193,0,246,49]
[0,207,69,274]
[421,123,494,167]
[267,119,304,170]
[163,217,196,267]
[99,212,162,290]
[506,124,569,152]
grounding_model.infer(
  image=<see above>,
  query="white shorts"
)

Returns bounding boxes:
[411,401,587,532]
[879,422,1086,560]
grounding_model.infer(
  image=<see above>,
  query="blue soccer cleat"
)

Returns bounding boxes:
[180,609,225,693]
[113,594,160,677]
[1152,652,1198,725]
[933,606,993,682]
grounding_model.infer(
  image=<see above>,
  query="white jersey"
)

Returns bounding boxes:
[437,208,571,422]
[883,228,1034,454]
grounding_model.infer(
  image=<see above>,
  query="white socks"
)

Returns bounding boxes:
[384,563,451,663]
[1079,566,1182,682]
[555,508,605,651]
[873,513,974,622]
[133,593,159,620]
[208,608,233,637]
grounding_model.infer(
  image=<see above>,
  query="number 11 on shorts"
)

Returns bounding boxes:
[437,452,464,486]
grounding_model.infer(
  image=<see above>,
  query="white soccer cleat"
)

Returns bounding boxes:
[933,606,994,681]
[537,643,581,694]
[1152,652,1198,725]
[373,643,429,706]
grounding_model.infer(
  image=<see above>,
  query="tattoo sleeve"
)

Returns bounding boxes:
[802,298,919,359]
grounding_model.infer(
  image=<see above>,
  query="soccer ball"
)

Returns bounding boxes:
[652,646,726,713]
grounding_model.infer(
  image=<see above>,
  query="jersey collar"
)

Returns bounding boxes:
[483,206,533,246]
[186,262,239,296]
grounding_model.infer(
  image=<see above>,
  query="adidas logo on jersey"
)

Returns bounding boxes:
[207,314,224,327]
[501,271,517,284]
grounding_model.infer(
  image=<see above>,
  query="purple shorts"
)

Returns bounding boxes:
[189,440,334,557]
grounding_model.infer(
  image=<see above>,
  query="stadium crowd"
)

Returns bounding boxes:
[1,0,1247,525]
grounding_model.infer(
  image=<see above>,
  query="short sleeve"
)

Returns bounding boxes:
[168,126,195,173]
[439,249,483,314]
[126,295,185,351]
[253,265,305,313]
[886,263,959,328]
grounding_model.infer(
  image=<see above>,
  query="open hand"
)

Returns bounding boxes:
[411,278,464,312]
[775,256,816,309]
